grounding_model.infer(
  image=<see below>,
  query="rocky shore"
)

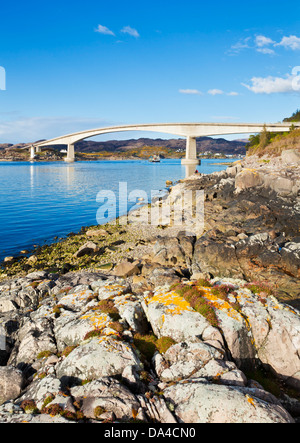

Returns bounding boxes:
[0,148,299,423]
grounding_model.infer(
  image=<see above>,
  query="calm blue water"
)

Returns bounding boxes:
[0,159,238,261]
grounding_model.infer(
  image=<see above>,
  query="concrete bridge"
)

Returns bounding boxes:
[28,122,300,164]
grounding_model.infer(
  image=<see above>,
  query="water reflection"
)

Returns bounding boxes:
[66,165,75,190]
[30,165,34,189]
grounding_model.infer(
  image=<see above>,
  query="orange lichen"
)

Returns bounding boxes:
[148,290,193,315]
[200,287,242,322]
[80,311,109,330]
[246,395,256,408]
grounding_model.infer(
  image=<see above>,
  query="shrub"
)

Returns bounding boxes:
[20,400,39,415]
[246,282,273,296]
[171,282,219,328]
[110,321,124,334]
[41,394,55,410]
[84,329,103,341]
[53,304,64,318]
[61,345,77,358]
[42,403,63,417]
[98,300,120,321]
[196,278,212,288]
[37,350,54,360]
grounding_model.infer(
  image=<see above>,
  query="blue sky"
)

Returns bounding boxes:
[0,0,300,143]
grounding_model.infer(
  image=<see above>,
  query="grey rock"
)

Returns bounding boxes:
[0,366,24,405]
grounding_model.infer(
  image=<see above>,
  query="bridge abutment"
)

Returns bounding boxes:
[181,136,200,166]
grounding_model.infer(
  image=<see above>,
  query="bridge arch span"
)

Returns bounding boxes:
[29,122,300,163]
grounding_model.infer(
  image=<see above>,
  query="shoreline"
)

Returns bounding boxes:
[0,152,300,423]
[0,156,242,163]
[1,152,299,305]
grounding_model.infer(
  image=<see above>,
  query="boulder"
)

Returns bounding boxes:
[113,261,140,278]
[164,381,294,423]
[26,271,48,280]
[9,317,57,366]
[235,169,264,193]
[142,288,223,344]
[113,294,148,334]
[152,235,195,267]
[281,149,300,164]
[54,310,113,352]
[56,336,142,381]
[0,297,19,313]
[57,288,94,311]
[153,341,230,383]
[70,377,140,421]
[73,242,99,258]
[0,366,24,405]
[86,229,109,238]
[17,374,62,410]
[257,301,300,389]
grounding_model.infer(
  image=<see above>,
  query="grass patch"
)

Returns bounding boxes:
[133,333,176,361]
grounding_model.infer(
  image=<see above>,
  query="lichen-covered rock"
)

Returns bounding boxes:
[54,310,113,352]
[164,381,294,423]
[70,377,140,420]
[57,289,94,311]
[17,374,62,410]
[215,278,300,388]
[142,287,221,343]
[8,315,57,366]
[153,341,223,382]
[56,336,142,381]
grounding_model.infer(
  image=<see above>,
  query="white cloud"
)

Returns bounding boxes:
[229,34,300,56]
[227,91,239,96]
[242,75,296,94]
[256,47,275,55]
[255,35,275,47]
[179,89,203,95]
[228,37,251,54]
[276,35,300,50]
[95,25,115,36]
[121,26,140,38]
[208,89,224,96]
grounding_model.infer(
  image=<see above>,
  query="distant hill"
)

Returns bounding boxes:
[0,137,247,156]
[72,137,246,155]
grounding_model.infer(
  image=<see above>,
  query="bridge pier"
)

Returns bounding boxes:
[30,146,36,160]
[181,136,200,167]
[64,144,75,163]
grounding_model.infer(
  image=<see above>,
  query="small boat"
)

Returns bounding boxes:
[149,155,161,163]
